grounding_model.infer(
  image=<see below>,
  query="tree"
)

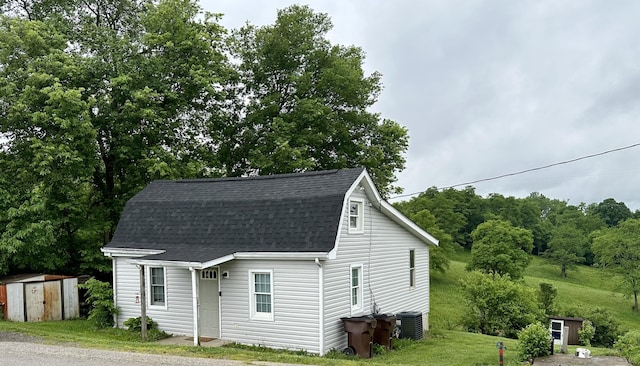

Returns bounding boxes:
[410,209,453,274]
[467,219,534,279]
[592,218,640,312]
[590,198,632,227]
[542,224,586,277]
[461,272,544,338]
[0,0,232,275]
[226,5,408,196]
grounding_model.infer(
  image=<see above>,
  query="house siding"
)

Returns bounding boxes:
[323,190,430,354]
[219,259,320,354]
[113,258,194,335]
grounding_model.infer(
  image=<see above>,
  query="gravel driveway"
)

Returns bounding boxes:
[0,331,308,366]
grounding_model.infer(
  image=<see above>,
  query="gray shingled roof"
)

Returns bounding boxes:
[107,168,365,263]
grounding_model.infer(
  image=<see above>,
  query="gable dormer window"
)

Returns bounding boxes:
[349,199,364,233]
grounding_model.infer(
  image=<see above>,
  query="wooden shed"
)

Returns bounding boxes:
[0,274,80,322]
[549,316,584,346]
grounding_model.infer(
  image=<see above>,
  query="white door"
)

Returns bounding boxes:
[26,282,44,322]
[550,319,564,345]
[199,269,220,338]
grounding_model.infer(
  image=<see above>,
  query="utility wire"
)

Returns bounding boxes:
[391,142,640,200]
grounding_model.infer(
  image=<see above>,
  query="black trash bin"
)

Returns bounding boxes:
[372,313,397,350]
[340,316,377,358]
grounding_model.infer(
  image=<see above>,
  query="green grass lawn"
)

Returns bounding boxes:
[1,252,637,365]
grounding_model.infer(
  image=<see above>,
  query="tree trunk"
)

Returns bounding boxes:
[634,291,638,313]
[561,265,566,278]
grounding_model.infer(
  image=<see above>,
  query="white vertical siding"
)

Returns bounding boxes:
[219,259,320,354]
[6,283,24,322]
[63,278,79,319]
[114,258,194,335]
[323,190,431,354]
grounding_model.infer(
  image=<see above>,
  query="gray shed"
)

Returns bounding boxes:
[0,274,80,322]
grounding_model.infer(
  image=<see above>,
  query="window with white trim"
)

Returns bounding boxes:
[350,264,363,312]
[409,249,416,288]
[250,271,273,321]
[149,267,166,306]
[349,200,364,232]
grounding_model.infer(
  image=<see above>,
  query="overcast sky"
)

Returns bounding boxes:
[202,0,640,210]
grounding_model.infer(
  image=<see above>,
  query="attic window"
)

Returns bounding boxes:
[349,200,364,233]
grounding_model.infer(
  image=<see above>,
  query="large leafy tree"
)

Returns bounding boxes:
[592,218,640,312]
[0,0,232,275]
[542,224,586,277]
[226,5,408,196]
[589,198,632,227]
[467,219,534,279]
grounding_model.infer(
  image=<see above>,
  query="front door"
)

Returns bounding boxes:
[199,268,220,338]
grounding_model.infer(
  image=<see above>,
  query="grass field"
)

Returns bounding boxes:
[1,252,638,365]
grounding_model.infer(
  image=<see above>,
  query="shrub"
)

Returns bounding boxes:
[77,279,118,328]
[578,320,594,347]
[123,316,158,332]
[518,323,552,362]
[461,272,545,338]
[560,306,621,348]
[123,316,169,341]
[615,331,640,363]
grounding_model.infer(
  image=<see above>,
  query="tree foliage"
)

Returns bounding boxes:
[461,272,544,338]
[467,220,533,279]
[592,218,640,312]
[0,2,410,275]
[543,224,586,277]
[226,5,408,196]
[518,322,552,362]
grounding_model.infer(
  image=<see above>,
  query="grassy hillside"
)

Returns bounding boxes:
[431,251,640,332]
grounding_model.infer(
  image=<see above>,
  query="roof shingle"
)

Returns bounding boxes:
[107,168,365,262]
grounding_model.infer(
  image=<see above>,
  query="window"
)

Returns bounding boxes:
[149,267,166,306]
[409,249,416,287]
[250,271,273,320]
[349,200,364,232]
[350,264,363,312]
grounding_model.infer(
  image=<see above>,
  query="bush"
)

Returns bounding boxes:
[560,306,621,348]
[518,323,552,363]
[123,316,169,341]
[77,279,118,328]
[578,320,594,347]
[461,272,545,338]
[615,331,640,363]
[124,316,158,332]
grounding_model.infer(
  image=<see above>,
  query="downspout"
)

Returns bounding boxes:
[190,267,200,346]
[315,258,324,355]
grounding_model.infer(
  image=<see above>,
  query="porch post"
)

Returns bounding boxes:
[190,267,200,346]
[138,265,147,341]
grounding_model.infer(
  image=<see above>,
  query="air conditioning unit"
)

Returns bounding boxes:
[396,311,423,340]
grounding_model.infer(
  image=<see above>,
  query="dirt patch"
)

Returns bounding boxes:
[533,353,631,366]
[0,331,44,343]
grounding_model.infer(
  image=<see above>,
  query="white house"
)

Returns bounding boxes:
[102,168,438,354]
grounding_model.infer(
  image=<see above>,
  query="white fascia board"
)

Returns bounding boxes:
[200,254,236,269]
[101,247,165,258]
[128,258,205,269]
[233,252,330,260]
[351,169,439,246]
[379,200,439,246]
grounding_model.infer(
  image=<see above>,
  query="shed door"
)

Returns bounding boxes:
[199,269,220,338]
[43,280,62,321]
[26,282,45,322]
[6,283,24,322]
[550,319,564,345]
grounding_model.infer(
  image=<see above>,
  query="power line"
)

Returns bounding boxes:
[391,142,640,200]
